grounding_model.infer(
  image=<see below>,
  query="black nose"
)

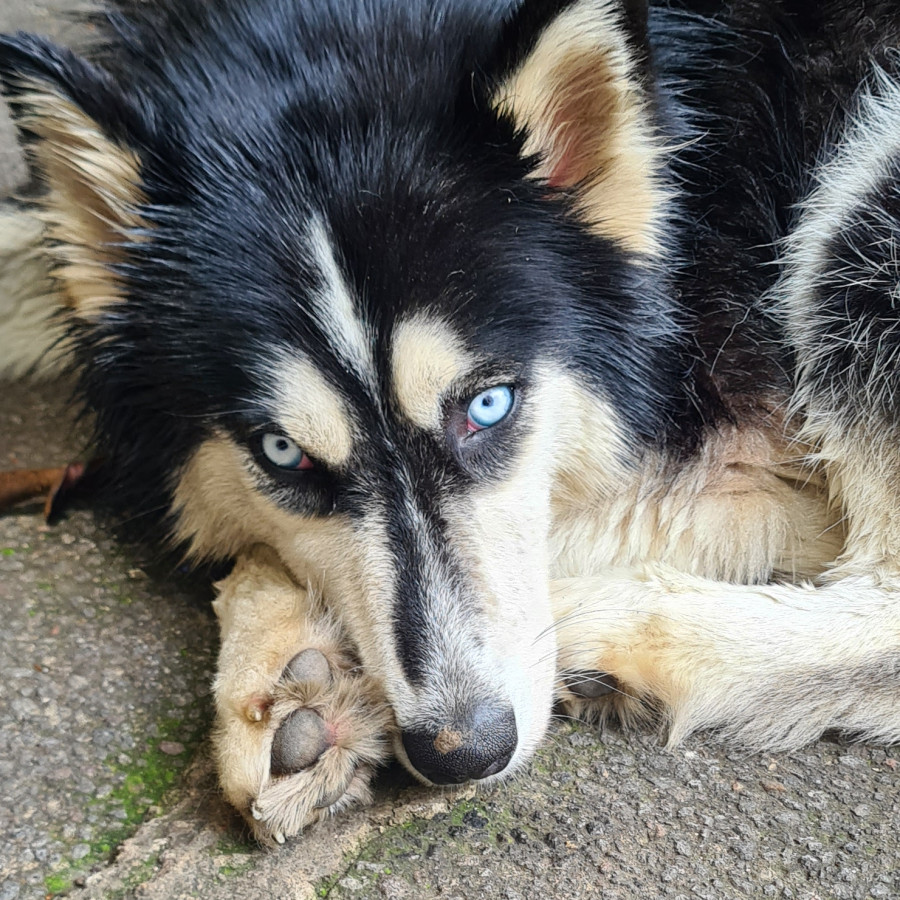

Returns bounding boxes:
[401,706,517,785]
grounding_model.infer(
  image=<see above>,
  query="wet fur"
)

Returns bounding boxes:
[2,0,900,838]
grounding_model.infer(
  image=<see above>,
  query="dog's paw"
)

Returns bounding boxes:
[214,642,392,843]
[557,669,650,728]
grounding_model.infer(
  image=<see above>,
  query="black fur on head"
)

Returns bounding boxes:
[0,0,688,553]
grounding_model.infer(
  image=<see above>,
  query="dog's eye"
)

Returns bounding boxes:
[467,386,514,432]
[260,433,314,470]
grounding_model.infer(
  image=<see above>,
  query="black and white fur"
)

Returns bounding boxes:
[1,0,900,842]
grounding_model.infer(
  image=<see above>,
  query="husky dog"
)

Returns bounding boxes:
[2,0,900,842]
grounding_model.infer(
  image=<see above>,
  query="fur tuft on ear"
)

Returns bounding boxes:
[0,33,147,319]
[492,0,668,256]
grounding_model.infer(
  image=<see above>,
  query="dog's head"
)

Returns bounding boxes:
[0,0,680,782]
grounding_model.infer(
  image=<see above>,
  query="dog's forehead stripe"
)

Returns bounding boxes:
[307,216,376,390]
[390,316,476,430]
[270,352,355,466]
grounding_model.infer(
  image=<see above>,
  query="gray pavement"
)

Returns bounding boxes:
[1,3,899,899]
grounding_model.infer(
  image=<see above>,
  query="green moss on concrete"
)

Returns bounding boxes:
[315,791,526,898]
[218,858,254,879]
[103,850,163,900]
[43,873,70,895]
[215,833,256,855]
[212,834,257,879]
[43,706,211,897]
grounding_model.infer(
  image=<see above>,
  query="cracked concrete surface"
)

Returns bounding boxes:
[1,3,899,899]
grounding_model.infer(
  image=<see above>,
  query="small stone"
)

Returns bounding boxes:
[379,876,415,899]
[71,843,91,860]
[159,741,185,756]
[356,862,384,873]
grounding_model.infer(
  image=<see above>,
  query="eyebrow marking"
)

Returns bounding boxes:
[268,350,356,466]
[390,315,477,430]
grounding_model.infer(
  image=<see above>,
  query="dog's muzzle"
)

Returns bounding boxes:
[400,704,518,784]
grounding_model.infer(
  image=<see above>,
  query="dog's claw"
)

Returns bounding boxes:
[244,694,270,722]
[251,804,263,821]
[273,832,285,844]
[314,784,349,810]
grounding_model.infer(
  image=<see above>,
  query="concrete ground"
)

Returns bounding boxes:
[1,4,899,899]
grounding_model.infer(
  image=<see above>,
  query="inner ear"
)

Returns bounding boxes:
[491,0,667,257]
[0,34,147,319]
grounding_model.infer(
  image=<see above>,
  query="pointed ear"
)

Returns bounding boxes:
[0,33,148,318]
[492,0,667,256]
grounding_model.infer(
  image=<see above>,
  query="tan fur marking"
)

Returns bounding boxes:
[433,728,463,754]
[800,424,900,580]
[172,435,260,560]
[551,375,632,507]
[493,0,669,256]
[552,565,900,749]
[16,78,146,319]
[272,354,356,467]
[172,431,352,561]
[390,316,476,429]
[551,407,842,585]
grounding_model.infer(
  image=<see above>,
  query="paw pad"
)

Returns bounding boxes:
[271,709,331,775]
[283,648,332,686]
[565,671,619,698]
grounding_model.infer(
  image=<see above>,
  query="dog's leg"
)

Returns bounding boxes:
[212,546,393,843]
[779,69,900,577]
[552,566,900,749]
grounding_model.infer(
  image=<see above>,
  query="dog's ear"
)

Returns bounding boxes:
[491,0,666,256]
[0,33,148,318]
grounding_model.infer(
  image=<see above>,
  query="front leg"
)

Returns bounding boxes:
[212,546,393,843]
[552,565,900,750]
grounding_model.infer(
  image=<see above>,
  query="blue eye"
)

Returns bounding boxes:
[466,386,514,431]
[260,433,313,470]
